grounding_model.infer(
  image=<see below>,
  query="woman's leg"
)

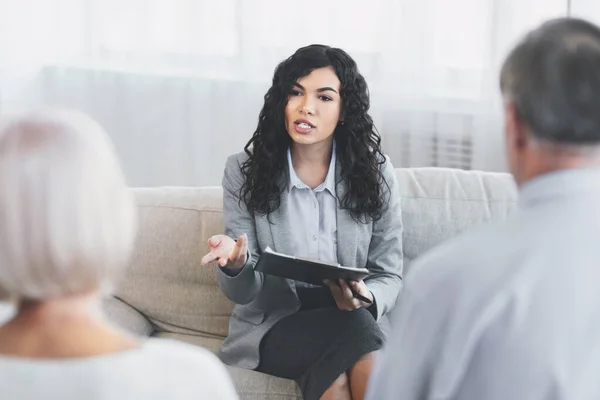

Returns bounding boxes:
[256,303,384,400]
[321,374,351,400]
[347,351,378,400]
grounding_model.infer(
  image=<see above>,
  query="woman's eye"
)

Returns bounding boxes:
[320,96,333,102]
[290,90,302,96]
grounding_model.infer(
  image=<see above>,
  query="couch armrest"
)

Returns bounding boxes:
[103,296,154,337]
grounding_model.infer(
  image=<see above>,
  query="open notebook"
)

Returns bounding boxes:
[254,247,369,286]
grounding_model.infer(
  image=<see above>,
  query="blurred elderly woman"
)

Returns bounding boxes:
[0,109,238,399]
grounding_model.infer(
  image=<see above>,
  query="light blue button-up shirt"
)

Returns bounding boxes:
[287,144,338,281]
[367,167,600,400]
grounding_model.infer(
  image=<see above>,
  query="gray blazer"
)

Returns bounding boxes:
[216,151,404,369]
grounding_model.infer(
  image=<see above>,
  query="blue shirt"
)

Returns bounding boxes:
[367,167,600,400]
[222,145,339,281]
[286,144,338,287]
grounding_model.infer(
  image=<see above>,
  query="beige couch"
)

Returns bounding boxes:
[104,167,518,400]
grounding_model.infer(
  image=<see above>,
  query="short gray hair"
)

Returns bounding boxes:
[0,109,137,300]
[500,17,600,145]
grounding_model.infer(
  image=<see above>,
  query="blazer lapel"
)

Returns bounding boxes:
[335,160,358,268]
[267,170,299,292]
[269,170,295,257]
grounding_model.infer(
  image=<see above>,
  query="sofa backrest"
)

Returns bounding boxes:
[398,167,517,275]
[114,168,517,340]
[116,186,232,339]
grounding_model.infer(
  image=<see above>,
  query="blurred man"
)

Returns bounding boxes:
[367,17,600,400]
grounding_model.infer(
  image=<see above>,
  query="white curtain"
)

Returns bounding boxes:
[0,0,571,186]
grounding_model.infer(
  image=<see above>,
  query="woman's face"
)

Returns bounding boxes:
[284,66,342,148]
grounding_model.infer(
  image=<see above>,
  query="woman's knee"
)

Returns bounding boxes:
[349,351,379,382]
[321,374,351,400]
[358,351,379,364]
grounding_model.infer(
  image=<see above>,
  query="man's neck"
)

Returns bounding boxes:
[518,141,600,186]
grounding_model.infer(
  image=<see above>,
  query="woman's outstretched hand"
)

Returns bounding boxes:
[201,233,248,268]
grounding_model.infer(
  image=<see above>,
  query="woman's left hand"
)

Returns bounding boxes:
[324,279,374,311]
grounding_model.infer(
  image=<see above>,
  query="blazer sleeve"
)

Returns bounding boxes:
[215,154,264,305]
[364,156,404,320]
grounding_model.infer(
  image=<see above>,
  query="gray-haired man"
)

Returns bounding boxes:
[367,17,600,400]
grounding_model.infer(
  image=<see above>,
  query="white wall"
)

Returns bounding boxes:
[571,0,600,23]
[1,0,589,186]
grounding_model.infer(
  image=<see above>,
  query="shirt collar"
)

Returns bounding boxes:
[287,141,337,198]
[518,166,600,209]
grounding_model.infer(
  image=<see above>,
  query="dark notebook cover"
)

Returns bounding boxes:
[254,247,369,285]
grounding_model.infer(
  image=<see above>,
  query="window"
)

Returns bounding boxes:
[91,0,237,56]
[247,0,386,53]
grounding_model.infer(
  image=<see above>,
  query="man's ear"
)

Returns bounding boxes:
[505,102,529,151]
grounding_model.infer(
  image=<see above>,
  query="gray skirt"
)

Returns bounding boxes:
[255,287,385,400]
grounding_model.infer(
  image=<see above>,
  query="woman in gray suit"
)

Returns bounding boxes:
[201,44,403,400]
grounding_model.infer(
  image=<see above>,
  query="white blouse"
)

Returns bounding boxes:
[0,338,238,400]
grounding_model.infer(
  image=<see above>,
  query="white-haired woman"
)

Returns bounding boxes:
[0,109,238,399]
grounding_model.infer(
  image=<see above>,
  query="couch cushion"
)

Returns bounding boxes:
[115,169,517,341]
[154,331,224,354]
[114,187,234,339]
[103,296,154,337]
[396,167,517,276]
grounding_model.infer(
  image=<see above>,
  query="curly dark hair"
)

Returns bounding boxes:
[240,44,388,222]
